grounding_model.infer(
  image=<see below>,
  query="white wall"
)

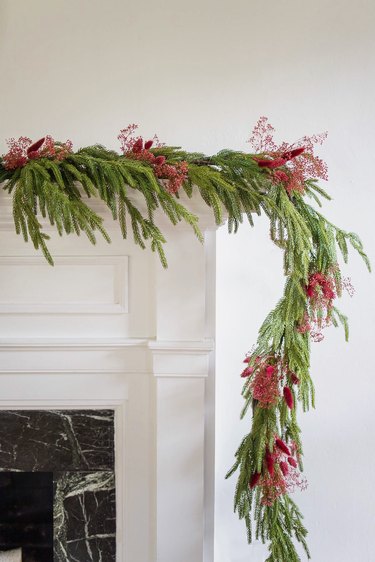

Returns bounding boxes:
[214,3,375,562]
[0,1,374,561]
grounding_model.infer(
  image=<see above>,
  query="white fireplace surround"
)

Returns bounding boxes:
[0,190,217,562]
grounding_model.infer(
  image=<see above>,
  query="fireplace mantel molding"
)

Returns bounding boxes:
[0,189,219,562]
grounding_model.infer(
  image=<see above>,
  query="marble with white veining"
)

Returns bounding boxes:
[0,410,114,471]
[54,471,116,562]
[0,410,116,562]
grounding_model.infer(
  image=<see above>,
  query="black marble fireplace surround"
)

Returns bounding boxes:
[0,410,116,562]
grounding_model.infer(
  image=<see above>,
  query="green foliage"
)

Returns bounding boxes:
[0,142,370,562]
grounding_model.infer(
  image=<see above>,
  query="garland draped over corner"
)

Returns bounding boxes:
[0,119,369,561]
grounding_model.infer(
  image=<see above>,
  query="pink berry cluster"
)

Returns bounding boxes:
[118,124,188,194]
[248,116,328,194]
[299,267,354,342]
[242,355,298,410]
[249,438,307,506]
[3,135,73,170]
[2,136,73,170]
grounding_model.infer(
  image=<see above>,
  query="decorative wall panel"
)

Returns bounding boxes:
[0,256,128,314]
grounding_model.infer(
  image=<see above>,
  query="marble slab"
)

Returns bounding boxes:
[0,410,114,471]
[0,410,116,562]
[54,471,116,561]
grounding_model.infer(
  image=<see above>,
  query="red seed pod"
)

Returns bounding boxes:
[243,356,251,364]
[281,146,305,161]
[289,147,305,159]
[27,151,40,160]
[144,140,153,150]
[249,472,261,489]
[267,157,287,169]
[155,155,166,166]
[275,438,291,456]
[265,365,276,377]
[283,386,294,409]
[27,137,45,155]
[279,461,289,477]
[290,373,300,385]
[132,138,143,153]
[288,456,298,468]
[255,158,273,167]
[265,449,275,476]
[241,366,254,378]
[257,157,287,169]
[273,170,289,183]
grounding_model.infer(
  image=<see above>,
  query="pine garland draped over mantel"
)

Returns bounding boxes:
[0,119,369,561]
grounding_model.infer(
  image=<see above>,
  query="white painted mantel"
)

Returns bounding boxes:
[0,190,218,562]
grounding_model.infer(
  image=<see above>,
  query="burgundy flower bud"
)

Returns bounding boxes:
[257,157,287,169]
[155,155,166,166]
[249,472,261,489]
[27,137,45,155]
[273,170,289,183]
[288,456,298,468]
[265,449,275,476]
[241,366,254,378]
[283,386,294,409]
[132,138,143,153]
[279,461,289,477]
[144,139,153,150]
[275,438,291,456]
[290,373,300,385]
[281,146,305,160]
[289,147,305,159]
[27,151,40,160]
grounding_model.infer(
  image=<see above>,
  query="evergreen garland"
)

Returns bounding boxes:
[0,120,369,561]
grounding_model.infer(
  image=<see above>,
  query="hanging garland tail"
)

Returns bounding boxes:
[0,119,370,561]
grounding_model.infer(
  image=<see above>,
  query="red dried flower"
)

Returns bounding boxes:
[256,157,287,169]
[300,266,349,341]
[265,449,275,476]
[275,438,291,456]
[281,147,305,160]
[290,373,300,385]
[248,117,328,194]
[118,125,187,193]
[249,472,261,489]
[273,170,289,184]
[2,135,72,170]
[251,365,280,407]
[27,151,40,160]
[2,136,32,170]
[283,386,294,409]
[288,456,298,468]
[39,136,73,160]
[132,138,144,153]
[241,366,254,378]
[155,155,166,166]
[27,137,45,154]
[258,440,307,506]
[279,461,289,477]
[248,116,278,153]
